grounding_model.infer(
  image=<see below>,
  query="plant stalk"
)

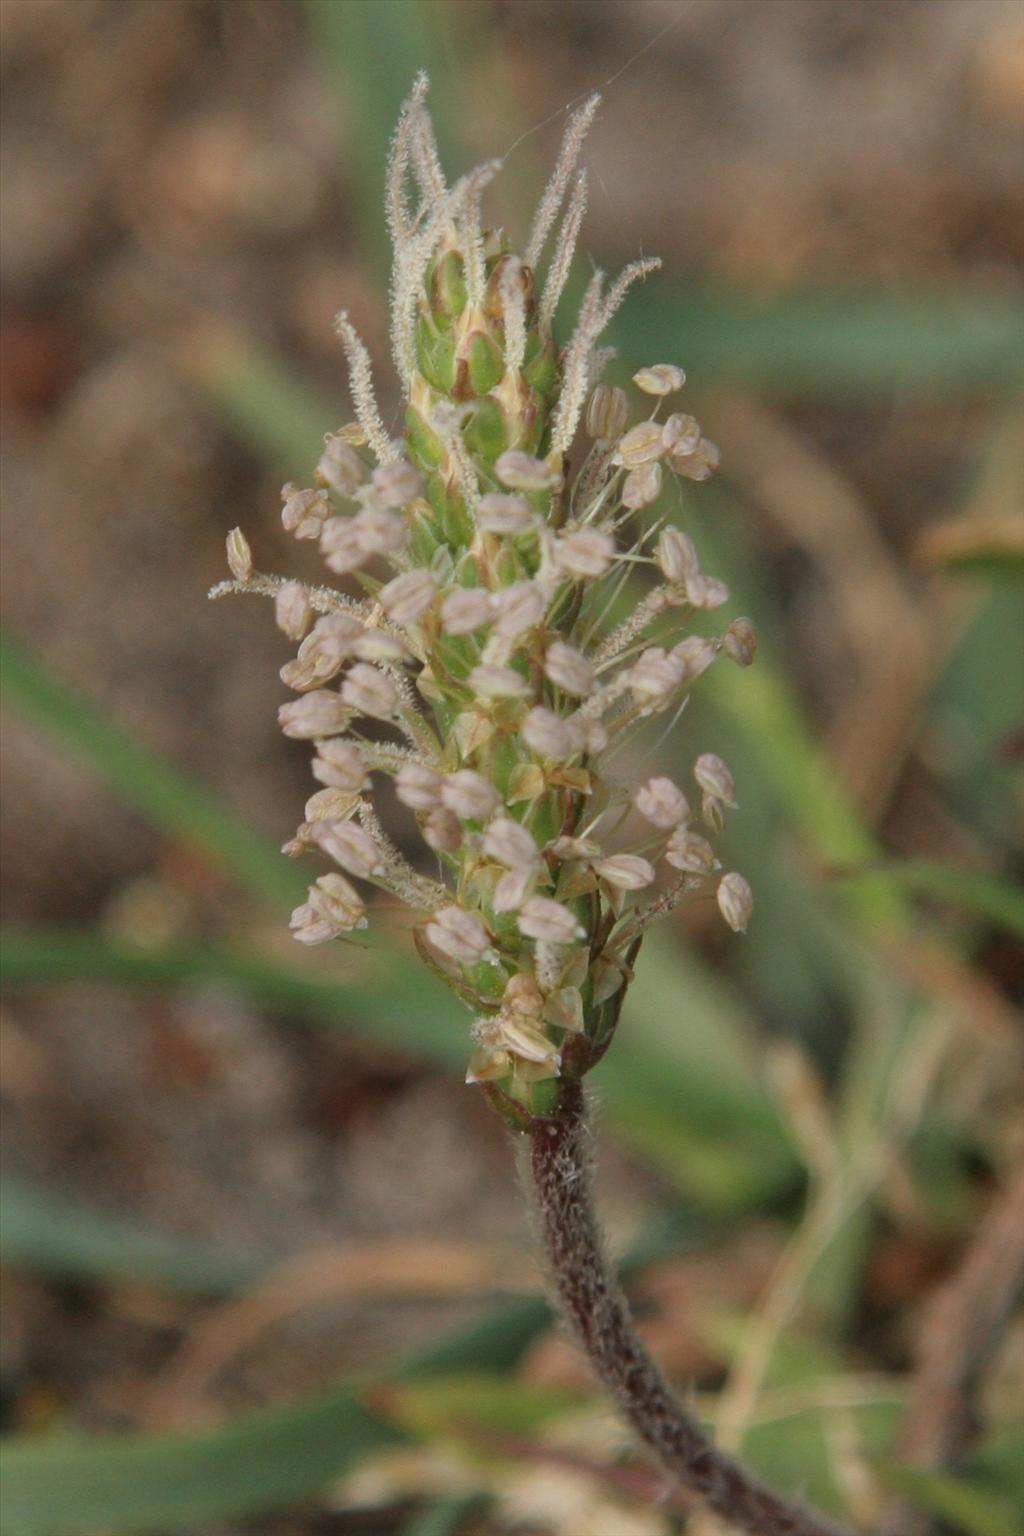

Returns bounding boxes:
[528,1078,853,1536]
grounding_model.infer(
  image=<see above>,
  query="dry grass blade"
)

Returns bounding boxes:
[144,1240,538,1427]
[880,1161,1024,1536]
[708,393,949,821]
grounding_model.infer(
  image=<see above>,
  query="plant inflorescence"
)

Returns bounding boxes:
[214,76,754,1118]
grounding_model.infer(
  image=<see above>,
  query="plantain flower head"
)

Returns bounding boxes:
[213,78,754,1109]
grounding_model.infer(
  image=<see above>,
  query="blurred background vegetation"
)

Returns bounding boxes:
[1,2,1022,1533]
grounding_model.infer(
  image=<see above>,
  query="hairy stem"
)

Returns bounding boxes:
[529,1079,853,1536]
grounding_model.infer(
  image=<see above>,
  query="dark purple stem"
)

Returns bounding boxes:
[529,1080,853,1536]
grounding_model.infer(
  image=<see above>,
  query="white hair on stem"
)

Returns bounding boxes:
[390,160,502,390]
[433,412,481,514]
[525,92,600,271]
[333,311,397,464]
[500,256,528,374]
[587,345,617,389]
[593,257,662,335]
[408,90,447,206]
[458,180,491,305]
[550,267,604,457]
[209,573,367,617]
[357,800,445,910]
[386,72,431,250]
[550,258,662,457]
[539,169,588,330]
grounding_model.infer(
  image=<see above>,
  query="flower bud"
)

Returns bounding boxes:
[314,818,385,878]
[671,635,718,682]
[341,663,398,720]
[685,573,730,610]
[279,654,326,691]
[379,569,437,625]
[425,905,492,963]
[305,786,359,822]
[594,854,656,890]
[702,794,727,834]
[278,690,349,739]
[634,776,690,829]
[441,769,500,821]
[661,413,701,456]
[493,865,537,912]
[548,834,601,861]
[467,663,530,699]
[355,505,407,555]
[490,582,545,638]
[320,516,369,575]
[299,613,364,673]
[585,383,629,440]
[621,462,662,510]
[615,421,665,467]
[495,449,562,492]
[518,896,585,943]
[312,739,368,792]
[515,897,580,940]
[351,629,408,662]
[633,364,686,395]
[290,872,367,944]
[723,616,757,667]
[505,973,544,1014]
[371,459,422,507]
[500,1014,559,1066]
[281,483,330,539]
[422,806,462,852]
[670,437,720,482]
[544,642,595,697]
[717,872,753,933]
[275,580,312,641]
[483,816,538,869]
[542,986,584,1033]
[317,435,365,498]
[465,1043,512,1084]
[664,828,717,873]
[523,705,577,761]
[476,493,535,536]
[552,529,615,579]
[336,422,367,445]
[395,762,443,811]
[441,587,492,634]
[628,647,685,708]
[694,752,737,807]
[226,527,253,582]
[571,713,608,754]
[656,527,699,584]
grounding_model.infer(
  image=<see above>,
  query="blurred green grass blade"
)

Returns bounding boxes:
[188,327,337,474]
[0,928,465,1070]
[189,328,335,477]
[610,934,798,1208]
[1,925,793,1209]
[0,1219,706,1534]
[0,1174,266,1295]
[881,1465,1021,1536]
[402,1495,489,1536]
[926,586,1024,851]
[620,289,1024,394]
[388,1374,581,1441]
[741,1392,902,1517]
[683,493,906,932]
[1,635,307,913]
[838,860,1024,937]
[0,1307,530,1535]
[305,0,465,277]
[0,1384,403,1536]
